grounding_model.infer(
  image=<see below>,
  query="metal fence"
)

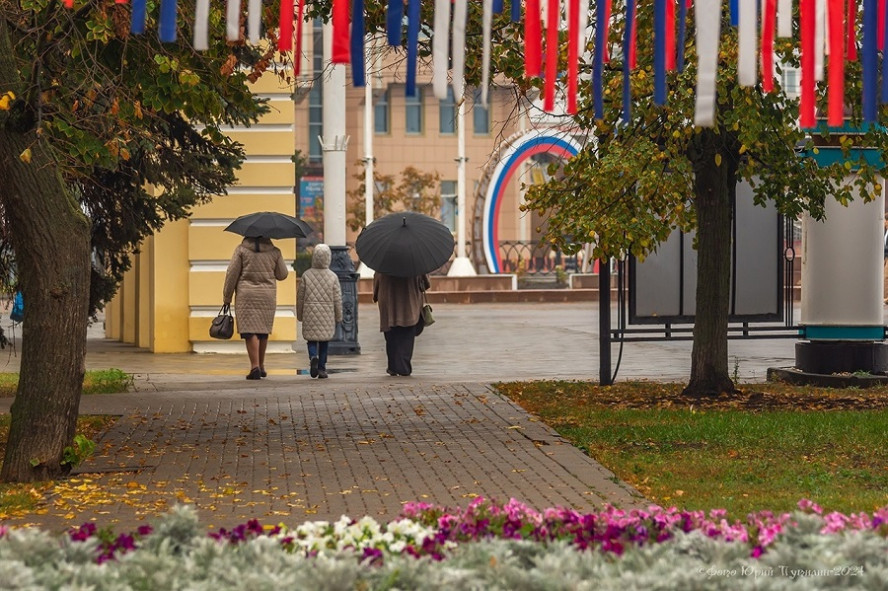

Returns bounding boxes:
[497,241,581,276]
[348,240,582,277]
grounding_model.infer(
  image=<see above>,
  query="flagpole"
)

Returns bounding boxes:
[448,97,477,276]
[358,35,376,279]
[322,21,360,354]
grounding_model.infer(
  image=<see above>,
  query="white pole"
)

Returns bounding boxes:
[321,22,349,247]
[320,23,360,355]
[358,35,376,279]
[448,97,477,276]
[518,102,529,243]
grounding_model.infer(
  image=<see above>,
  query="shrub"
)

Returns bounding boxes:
[1,501,887,589]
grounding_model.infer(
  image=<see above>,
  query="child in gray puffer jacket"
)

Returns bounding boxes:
[296,244,343,378]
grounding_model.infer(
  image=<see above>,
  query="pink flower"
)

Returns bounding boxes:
[797,499,823,515]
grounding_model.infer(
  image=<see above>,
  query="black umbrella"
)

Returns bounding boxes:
[224,211,313,239]
[355,211,455,277]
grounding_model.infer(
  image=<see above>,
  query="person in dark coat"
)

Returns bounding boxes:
[372,273,431,376]
[223,237,289,380]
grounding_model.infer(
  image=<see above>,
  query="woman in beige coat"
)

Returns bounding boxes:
[296,244,342,378]
[223,237,289,379]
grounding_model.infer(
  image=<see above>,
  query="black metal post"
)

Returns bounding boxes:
[599,259,612,385]
[327,245,361,355]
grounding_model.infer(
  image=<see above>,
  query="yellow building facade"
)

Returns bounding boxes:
[105,32,528,353]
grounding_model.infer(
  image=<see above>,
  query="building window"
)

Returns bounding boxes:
[439,87,456,135]
[374,87,390,134]
[441,180,457,231]
[472,88,490,135]
[781,68,800,99]
[406,88,423,135]
[308,19,324,162]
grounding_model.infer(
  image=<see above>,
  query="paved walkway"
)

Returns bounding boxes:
[0,302,799,532]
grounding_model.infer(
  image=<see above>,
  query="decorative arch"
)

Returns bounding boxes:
[475,128,583,274]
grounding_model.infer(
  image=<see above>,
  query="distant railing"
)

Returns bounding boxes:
[349,240,583,277]
[498,241,580,276]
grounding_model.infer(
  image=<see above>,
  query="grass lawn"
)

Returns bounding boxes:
[495,380,888,520]
[0,369,130,516]
[0,368,132,398]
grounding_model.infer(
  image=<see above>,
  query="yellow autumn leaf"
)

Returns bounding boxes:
[0,92,14,111]
[19,148,32,163]
[714,153,722,166]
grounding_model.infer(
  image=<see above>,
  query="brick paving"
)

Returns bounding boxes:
[0,302,801,533]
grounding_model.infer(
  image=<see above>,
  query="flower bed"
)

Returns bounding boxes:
[1,499,887,589]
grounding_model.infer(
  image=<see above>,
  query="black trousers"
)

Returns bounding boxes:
[384,324,418,376]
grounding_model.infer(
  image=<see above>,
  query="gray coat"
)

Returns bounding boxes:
[372,273,430,332]
[297,244,343,341]
[223,238,289,335]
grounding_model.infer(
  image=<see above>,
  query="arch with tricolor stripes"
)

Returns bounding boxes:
[481,129,583,274]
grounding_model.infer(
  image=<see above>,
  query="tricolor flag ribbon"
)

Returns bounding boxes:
[248,0,262,44]
[880,0,886,48]
[778,0,792,37]
[227,0,241,41]
[730,0,738,25]
[295,0,305,74]
[482,0,493,107]
[526,0,543,77]
[131,0,147,34]
[567,0,580,114]
[624,0,636,123]
[494,0,504,13]
[159,0,177,42]
[815,0,825,82]
[629,1,637,68]
[694,0,721,127]
[387,0,403,46]
[195,0,211,50]
[512,0,521,21]
[452,0,468,99]
[543,0,559,112]
[666,0,676,71]
[828,0,846,125]
[654,0,666,105]
[332,0,351,63]
[594,0,606,119]
[800,0,817,128]
[278,0,295,52]
[351,0,366,86]
[761,0,777,92]
[603,0,612,63]
[578,0,589,58]
[406,0,420,95]
[883,0,888,100]
[737,0,757,86]
[863,0,878,123]
[432,0,451,99]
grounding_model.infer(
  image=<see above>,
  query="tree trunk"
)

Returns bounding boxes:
[683,130,737,397]
[0,21,92,482]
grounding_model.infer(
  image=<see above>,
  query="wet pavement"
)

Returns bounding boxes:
[0,301,801,532]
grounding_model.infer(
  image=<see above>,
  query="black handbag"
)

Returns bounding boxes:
[209,304,234,339]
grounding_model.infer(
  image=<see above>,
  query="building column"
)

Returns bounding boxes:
[321,22,360,355]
